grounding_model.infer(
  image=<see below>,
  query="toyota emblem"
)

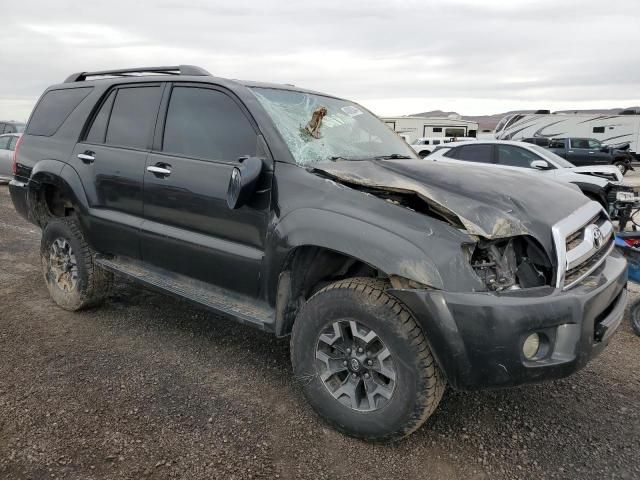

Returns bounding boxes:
[592,226,603,249]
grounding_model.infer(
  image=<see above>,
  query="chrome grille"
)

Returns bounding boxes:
[552,202,614,290]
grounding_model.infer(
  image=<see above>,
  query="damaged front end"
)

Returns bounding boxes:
[467,237,552,291]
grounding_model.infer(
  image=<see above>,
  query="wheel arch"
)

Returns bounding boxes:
[27,160,89,226]
[270,209,444,336]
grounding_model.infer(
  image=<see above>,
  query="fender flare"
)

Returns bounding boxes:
[272,208,444,289]
[26,160,90,223]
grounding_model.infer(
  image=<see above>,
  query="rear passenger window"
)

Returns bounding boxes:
[105,86,161,149]
[27,87,93,137]
[86,90,116,144]
[447,144,494,163]
[0,137,10,149]
[162,87,256,161]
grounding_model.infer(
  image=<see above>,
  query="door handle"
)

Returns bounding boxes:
[77,152,95,164]
[147,165,172,176]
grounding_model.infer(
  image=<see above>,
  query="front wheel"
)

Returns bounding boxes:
[41,216,112,311]
[614,160,628,175]
[290,278,444,442]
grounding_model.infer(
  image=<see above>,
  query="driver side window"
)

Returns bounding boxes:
[496,145,542,168]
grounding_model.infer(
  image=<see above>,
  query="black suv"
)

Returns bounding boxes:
[9,66,628,441]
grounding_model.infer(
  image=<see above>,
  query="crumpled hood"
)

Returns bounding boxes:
[566,165,623,183]
[312,159,589,247]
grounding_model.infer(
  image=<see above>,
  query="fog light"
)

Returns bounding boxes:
[522,333,541,360]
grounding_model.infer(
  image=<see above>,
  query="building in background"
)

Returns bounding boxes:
[382,115,479,143]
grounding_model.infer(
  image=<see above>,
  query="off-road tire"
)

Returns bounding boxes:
[290,277,445,442]
[40,216,112,311]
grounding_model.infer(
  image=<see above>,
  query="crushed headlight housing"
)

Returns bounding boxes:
[470,237,552,291]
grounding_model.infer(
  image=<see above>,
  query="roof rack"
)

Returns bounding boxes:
[64,65,211,83]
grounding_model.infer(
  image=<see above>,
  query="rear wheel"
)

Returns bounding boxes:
[41,216,112,311]
[418,150,430,158]
[290,277,444,442]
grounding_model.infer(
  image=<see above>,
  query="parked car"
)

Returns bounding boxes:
[411,136,475,157]
[428,140,633,220]
[546,138,633,174]
[522,137,550,147]
[10,65,627,442]
[0,121,26,134]
[0,133,20,183]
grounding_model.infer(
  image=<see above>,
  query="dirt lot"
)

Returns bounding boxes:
[0,183,639,480]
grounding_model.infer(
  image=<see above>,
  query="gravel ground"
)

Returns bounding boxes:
[0,183,639,480]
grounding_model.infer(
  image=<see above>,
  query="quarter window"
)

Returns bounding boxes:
[162,87,256,161]
[105,86,162,149]
[27,87,93,137]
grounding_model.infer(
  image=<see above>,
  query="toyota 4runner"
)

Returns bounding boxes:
[9,65,628,441]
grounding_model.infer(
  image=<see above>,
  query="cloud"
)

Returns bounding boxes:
[1,0,639,120]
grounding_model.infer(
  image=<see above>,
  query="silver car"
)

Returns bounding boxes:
[0,133,20,183]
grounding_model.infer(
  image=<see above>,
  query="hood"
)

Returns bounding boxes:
[311,160,589,249]
[566,165,623,183]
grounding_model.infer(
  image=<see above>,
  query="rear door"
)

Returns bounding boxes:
[141,83,271,296]
[71,83,163,258]
[566,139,593,166]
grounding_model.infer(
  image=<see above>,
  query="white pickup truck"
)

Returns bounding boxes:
[410,136,475,157]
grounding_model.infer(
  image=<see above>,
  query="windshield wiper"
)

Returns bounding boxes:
[374,154,412,159]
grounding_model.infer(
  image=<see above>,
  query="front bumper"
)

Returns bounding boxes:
[391,250,628,391]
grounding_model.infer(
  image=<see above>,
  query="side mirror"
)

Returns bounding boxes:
[226,156,264,209]
[531,159,550,170]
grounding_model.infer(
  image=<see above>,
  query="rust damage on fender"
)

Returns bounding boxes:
[310,160,529,239]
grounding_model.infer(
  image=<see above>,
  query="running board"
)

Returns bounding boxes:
[96,256,274,330]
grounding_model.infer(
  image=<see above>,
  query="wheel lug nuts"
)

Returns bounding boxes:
[346,348,351,354]
[351,373,357,379]
[364,373,370,379]
[343,360,348,366]
[367,360,373,366]
[357,347,363,353]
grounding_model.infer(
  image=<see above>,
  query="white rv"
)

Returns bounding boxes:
[382,115,479,144]
[494,110,640,159]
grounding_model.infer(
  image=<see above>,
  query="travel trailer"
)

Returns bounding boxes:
[494,110,640,160]
[382,115,479,144]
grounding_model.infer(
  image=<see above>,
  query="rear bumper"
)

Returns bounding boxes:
[9,179,31,222]
[391,250,628,391]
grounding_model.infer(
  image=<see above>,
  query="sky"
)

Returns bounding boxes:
[1,0,639,121]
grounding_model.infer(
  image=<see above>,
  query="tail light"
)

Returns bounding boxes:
[12,135,23,176]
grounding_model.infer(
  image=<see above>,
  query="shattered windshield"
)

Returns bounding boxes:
[250,87,416,166]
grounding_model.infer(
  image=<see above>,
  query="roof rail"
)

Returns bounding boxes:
[64,65,211,83]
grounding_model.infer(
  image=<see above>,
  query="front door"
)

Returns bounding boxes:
[71,83,163,258]
[141,84,271,296]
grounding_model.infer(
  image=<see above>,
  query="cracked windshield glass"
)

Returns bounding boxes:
[251,87,416,166]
